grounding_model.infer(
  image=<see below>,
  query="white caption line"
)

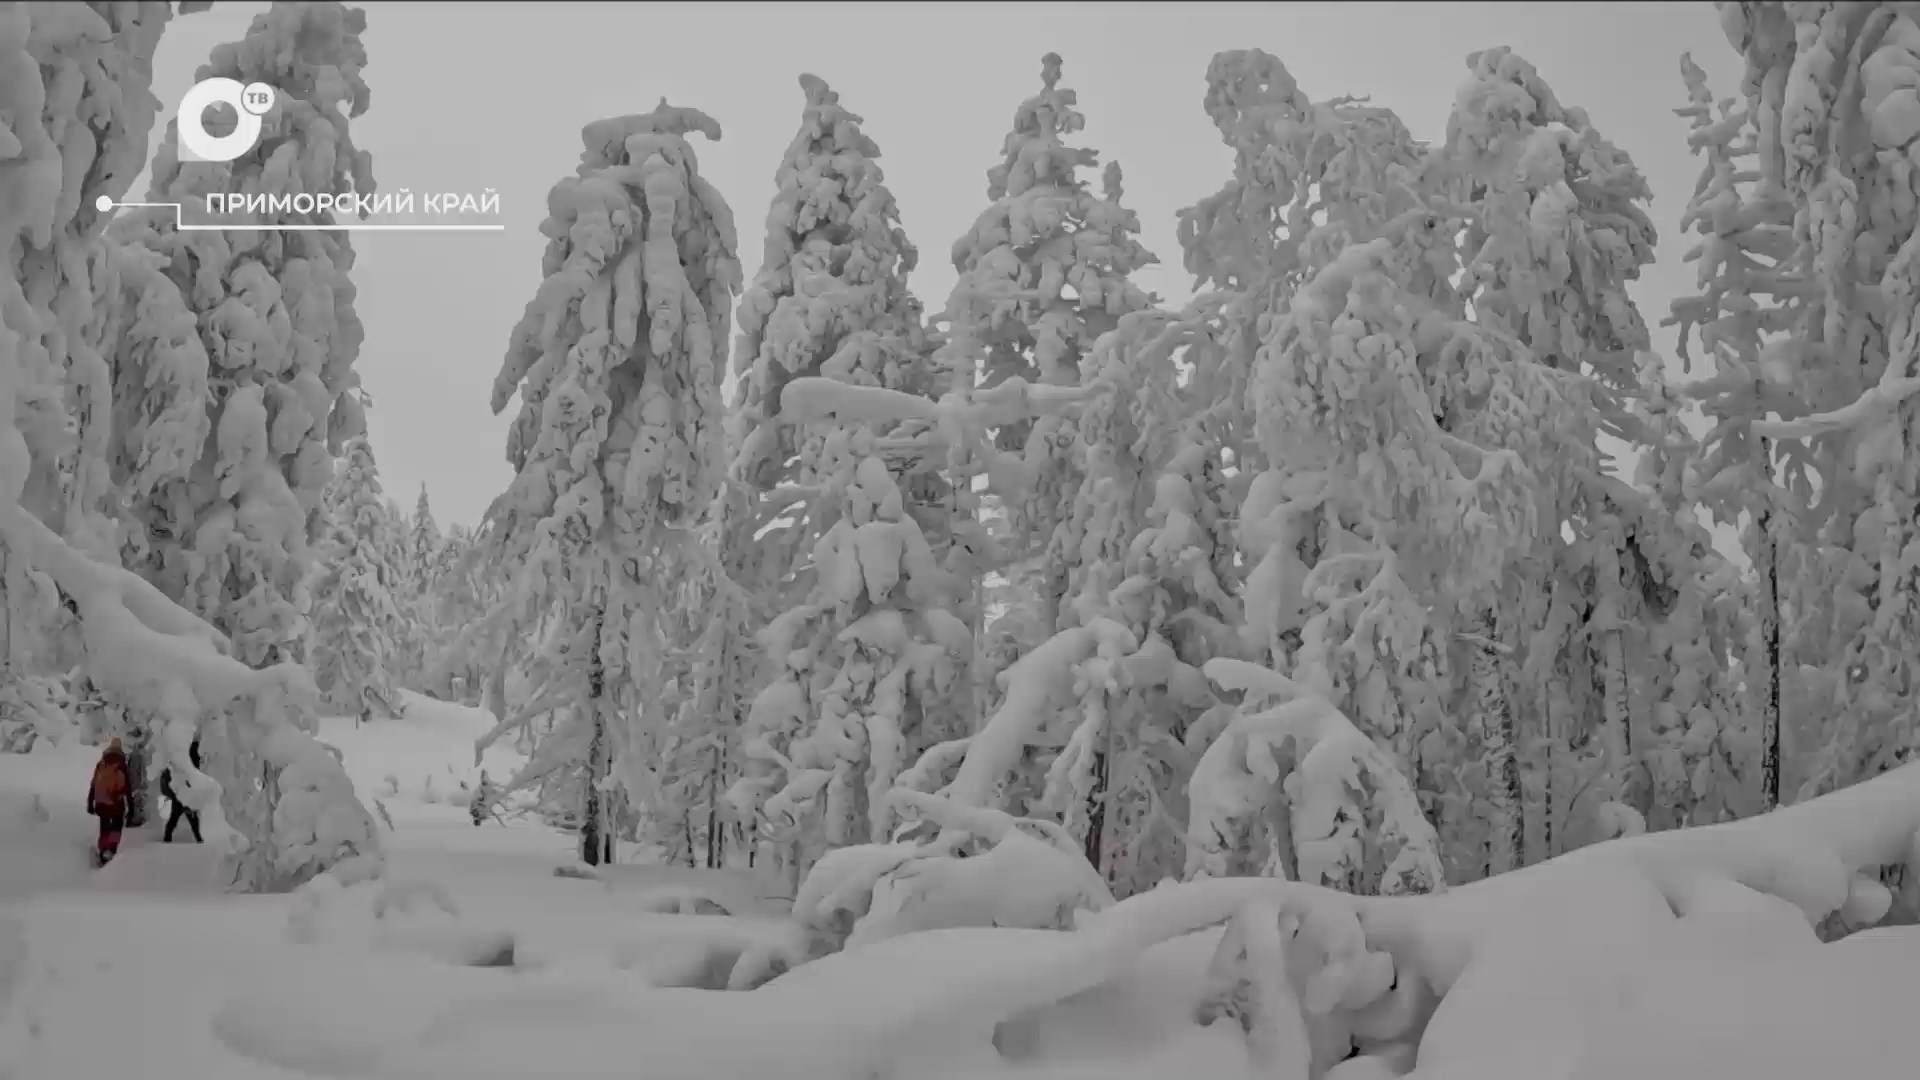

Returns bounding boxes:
[102,200,507,232]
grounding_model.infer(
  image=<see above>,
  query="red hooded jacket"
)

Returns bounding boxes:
[89,748,130,817]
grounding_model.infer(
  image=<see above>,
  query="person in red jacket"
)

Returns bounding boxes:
[87,737,132,866]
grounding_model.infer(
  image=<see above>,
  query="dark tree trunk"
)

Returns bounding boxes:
[581,608,609,867]
[1082,740,1110,872]
[705,743,724,869]
[1753,435,1781,811]
[1759,497,1781,811]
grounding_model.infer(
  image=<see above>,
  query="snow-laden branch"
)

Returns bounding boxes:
[1751,201,1920,440]
[1189,659,1445,893]
[0,497,364,875]
[1750,369,1920,439]
[943,618,1140,809]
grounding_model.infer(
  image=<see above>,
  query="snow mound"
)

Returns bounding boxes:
[632,883,736,915]
[608,914,808,990]
[285,873,517,969]
[208,944,493,1079]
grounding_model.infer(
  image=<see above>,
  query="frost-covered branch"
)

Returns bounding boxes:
[1188,658,1444,893]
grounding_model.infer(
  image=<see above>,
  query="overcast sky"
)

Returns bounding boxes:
[140,1,1740,529]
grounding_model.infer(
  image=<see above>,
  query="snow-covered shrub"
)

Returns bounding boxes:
[0,671,73,753]
[261,724,383,890]
[791,789,1113,956]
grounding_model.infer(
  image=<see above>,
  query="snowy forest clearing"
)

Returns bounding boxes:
[0,707,791,1080]
[3,740,1919,1079]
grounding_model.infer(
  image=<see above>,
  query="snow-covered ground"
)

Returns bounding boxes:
[0,695,792,1080]
[328,691,533,837]
[3,694,1918,1080]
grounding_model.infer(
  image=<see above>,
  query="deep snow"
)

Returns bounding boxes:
[2,692,1917,1080]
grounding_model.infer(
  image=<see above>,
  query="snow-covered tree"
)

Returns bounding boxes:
[310,435,404,721]
[421,521,495,703]
[0,1,377,890]
[1042,308,1242,892]
[1669,4,1920,812]
[1134,50,1458,892]
[946,53,1157,634]
[106,0,381,890]
[719,75,967,884]
[407,484,441,587]
[0,2,208,758]
[486,101,740,865]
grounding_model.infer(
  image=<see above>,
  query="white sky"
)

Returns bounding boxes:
[140,1,1741,529]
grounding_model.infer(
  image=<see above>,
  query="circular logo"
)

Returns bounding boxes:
[177,78,277,163]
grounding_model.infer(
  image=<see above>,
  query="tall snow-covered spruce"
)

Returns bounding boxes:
[407,484,441,585]
[947,52,1157,636]
[720,74,965,884]
[487,100,740,866]
[1678,3,1920,814]
[1143,49,1455,894]
[1046,308,1242,893]
[310,435,404,722]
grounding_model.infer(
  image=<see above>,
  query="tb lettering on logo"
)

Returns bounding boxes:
[176,78,278,163]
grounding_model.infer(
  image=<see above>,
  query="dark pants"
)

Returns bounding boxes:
[164,799,202,843]
[97,811,125,856]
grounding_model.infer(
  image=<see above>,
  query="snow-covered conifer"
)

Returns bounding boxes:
[106,1,381,889]
[0,3,211,758]
[1670,8,1920,816]
[722,76,965,881]
[310,436,404,722]
[407,485,441,589]
[421,523,497,703]
[1139,50,1456,890]
[946,53,1157,633]
[1032,309,1242,892]
[1421,47,1655,867]
[487,100,740,865]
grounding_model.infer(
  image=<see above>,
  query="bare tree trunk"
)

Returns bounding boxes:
[581,608,609,867]
[1472,609,1522,876]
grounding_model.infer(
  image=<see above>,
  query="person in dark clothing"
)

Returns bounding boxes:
[158,738,204,843]
[86,738,132,865]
